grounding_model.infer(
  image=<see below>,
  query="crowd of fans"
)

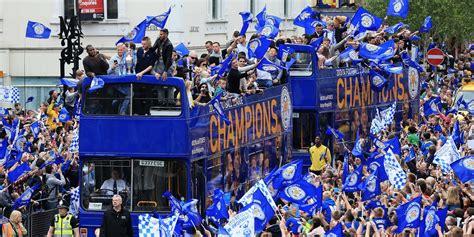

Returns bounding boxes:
[0,8,473,237]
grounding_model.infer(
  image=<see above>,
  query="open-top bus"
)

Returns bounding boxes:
[77,75,293,236]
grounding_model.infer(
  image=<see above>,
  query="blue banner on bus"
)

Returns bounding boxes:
[190,85,293,158]
[317,67,420,112]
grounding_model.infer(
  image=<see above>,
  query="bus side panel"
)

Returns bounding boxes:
[80,117,189,157]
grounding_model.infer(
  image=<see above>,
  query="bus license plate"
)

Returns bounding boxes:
[139,160,164,167]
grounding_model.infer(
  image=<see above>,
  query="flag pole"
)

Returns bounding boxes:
[23,37,26,112]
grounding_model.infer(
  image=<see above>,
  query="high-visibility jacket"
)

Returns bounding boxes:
[2,222,24,237]
[53,214,73,237]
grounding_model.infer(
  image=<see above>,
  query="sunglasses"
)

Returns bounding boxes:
[201,64,208,66]
[190,56,197,60]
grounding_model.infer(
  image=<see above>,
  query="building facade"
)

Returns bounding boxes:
[0,0,315,108]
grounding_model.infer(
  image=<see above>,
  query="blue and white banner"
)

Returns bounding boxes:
[384,148,407,189]
[0,86,21,104]
[223,209,255,236]
[434,136,461,174]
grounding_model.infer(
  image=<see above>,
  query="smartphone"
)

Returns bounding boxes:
[114,60,118,64]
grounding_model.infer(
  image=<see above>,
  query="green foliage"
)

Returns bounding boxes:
[361,0,473,42]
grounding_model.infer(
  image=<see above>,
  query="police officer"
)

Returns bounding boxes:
[99,194,133,237]
[47,200,79,237]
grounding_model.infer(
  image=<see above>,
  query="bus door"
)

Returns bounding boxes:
[191,158,206,214]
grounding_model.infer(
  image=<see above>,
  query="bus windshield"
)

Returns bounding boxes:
[81,159,187,212]
[83,83,182,116]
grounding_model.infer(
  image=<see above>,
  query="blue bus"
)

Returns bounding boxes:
[77,75,293,236]
[286,44,421,162]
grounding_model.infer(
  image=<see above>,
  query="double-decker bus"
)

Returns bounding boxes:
[77,75,293,236]
[286,44,421,162]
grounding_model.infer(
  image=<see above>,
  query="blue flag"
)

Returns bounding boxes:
[378,63,404,74]
[39,153,65,170]
[293,6,317,27]
[163,191,183,213]
[352,129,364,159]
[206,189,229,226]
[299,186,323,216]
[0,139,8,165]
[359,40,396,61]
[360,170,381,201]
[294,6,322,35]
[338,46,360,63]
[25,21,51,39]
[384,136,401,156]
[401,51,424,72]
[216,53,235,80]
[8,162,31,183]
[12,184,41,210]
[174,43,189,57]
[239,12,253,36]
[342,152,350,182]
[325,125,345,141]
[384,22,408,34]
[240,185,277,233]
[343,164,363,192]
[394,196,422,233]
[419,201,446,237]
[367,153,389,182]
[257,58,283,75]
[26,96,34,103]
[146,7,171,29]
[159,213,180,237]
[278,178,320,204]
[369,70,388,92]
[423,96,441,117]
[247,36,271,59]
[450,156,474,183]
[209,93,231,125]
[452,120,463,146]
[259,22,279,39]
[255,6,267,32]
[116,19,147,45]
[349,7,383,32]
[59,78,79,88]
[0,108,8,117]
[181,199,202,229]
[272,160,303,188]
[409,35,421,41]
[387,0,409,18]
[278,45,296,63]
[405,147,416,163]
[309,37,324,51]
[324,223,343,237]
[419,16,432,33]
[88,77,105,93]
[58,108,71,123]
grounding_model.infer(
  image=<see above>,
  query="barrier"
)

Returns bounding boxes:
[23,197,59,237]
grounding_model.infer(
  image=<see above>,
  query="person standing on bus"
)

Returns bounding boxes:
[2,210,27,237]
[309,136,331,175]
[47,200,79,237]
[99,195,133,237]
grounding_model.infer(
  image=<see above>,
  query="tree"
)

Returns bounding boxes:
[361,0,473,55]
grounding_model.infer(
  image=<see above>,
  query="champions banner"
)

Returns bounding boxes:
[190,85,292,157]
[317,68,420,112]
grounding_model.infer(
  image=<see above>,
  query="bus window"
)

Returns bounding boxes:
[206,153,223,208]
[83,83,181,116]
[292,111,316,151]
[132,84,181,116]
[81,160,131,212]
[84,83,131,115]
[289,52,313,77]
[132,159,187,212]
